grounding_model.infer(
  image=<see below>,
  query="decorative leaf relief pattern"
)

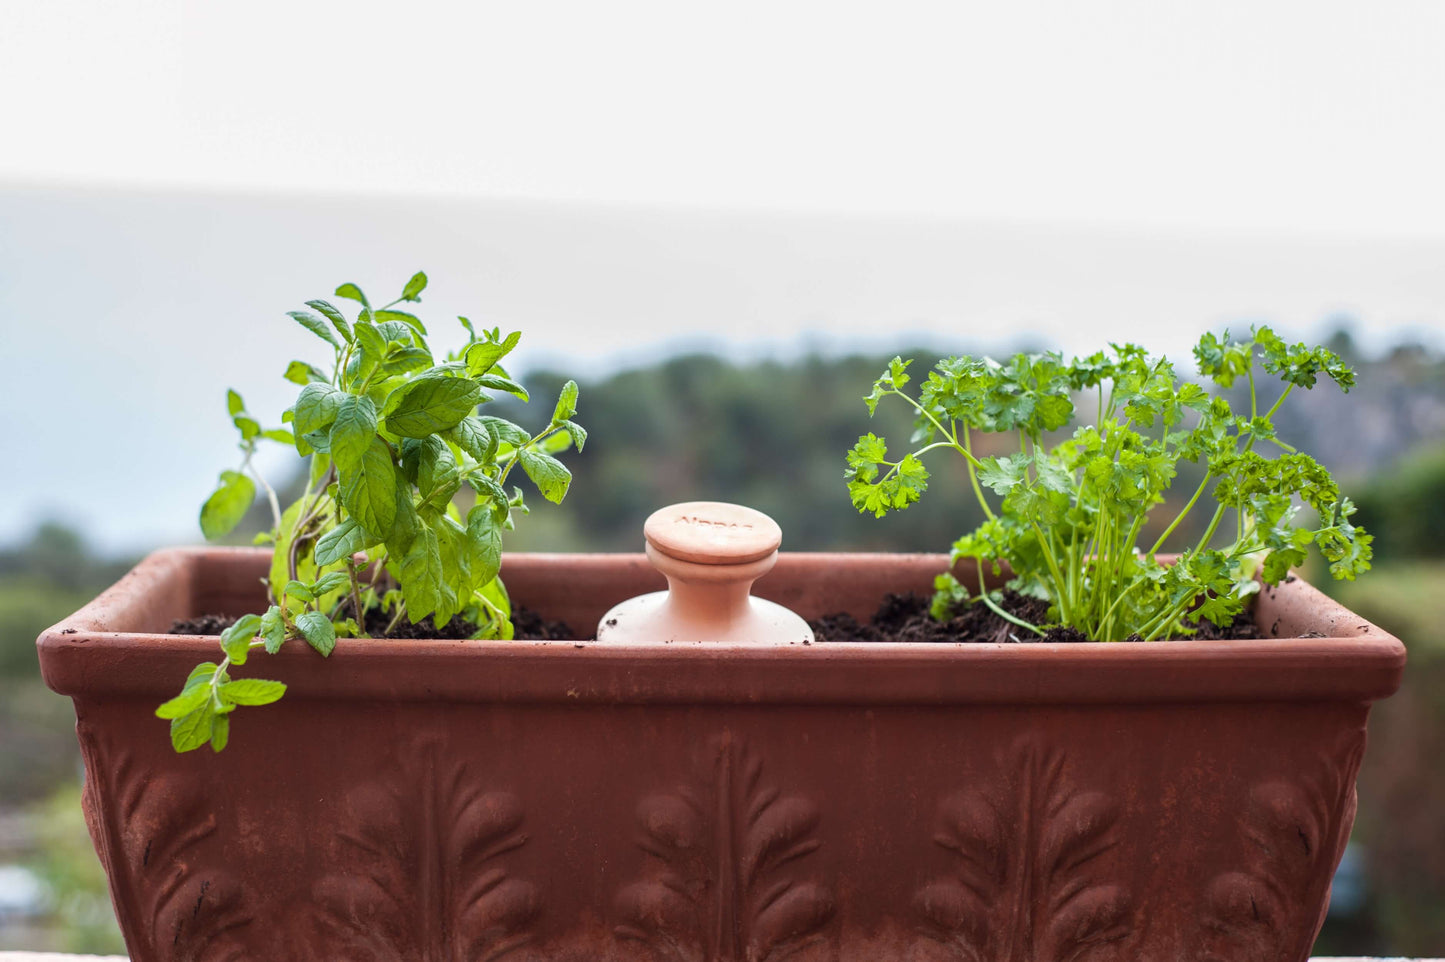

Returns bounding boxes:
[615,731,836,962]
[298,737,539,961]
[1199,727,1367,962]
[76,720,253,962]
[915,737,1133,962]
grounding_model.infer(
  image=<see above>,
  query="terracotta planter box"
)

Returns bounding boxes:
[38,547,1403,962]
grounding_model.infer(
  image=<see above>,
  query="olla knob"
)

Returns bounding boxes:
[596,501,814,644]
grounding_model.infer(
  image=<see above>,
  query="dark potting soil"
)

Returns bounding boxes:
[169,604,579,641]
[808,591,1263,644]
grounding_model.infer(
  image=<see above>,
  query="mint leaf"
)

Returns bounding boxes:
[446,416,498,464]
[259,605,287,654]
[338,436,398,538]
[519,448,571,503]
[464,332,521,377]
[220,678,287,706]
[294,382,343,437]
[385,373,483,437]
[314,517,381,566]
[329,394,378,473]
[334,282,370,308]
[288,310,341,350]
[305,299,353,343]
[220,613,262,665]
[552,380,579,423]
[466,505,503,589]
[156,683,212,720]
[295,611,336,657]
[170,705,216,753]
[200,470,256,540]
[402,271,428,302]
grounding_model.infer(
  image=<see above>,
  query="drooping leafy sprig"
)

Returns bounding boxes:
[846,328,1371,642]
[164,272,585,752]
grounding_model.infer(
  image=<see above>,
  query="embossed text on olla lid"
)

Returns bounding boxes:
[643,501,783,566]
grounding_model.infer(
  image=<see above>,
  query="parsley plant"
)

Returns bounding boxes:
[845,329,1371,641]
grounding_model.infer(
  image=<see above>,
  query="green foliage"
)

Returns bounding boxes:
[847,329,1371,640]
[164,272,585,752]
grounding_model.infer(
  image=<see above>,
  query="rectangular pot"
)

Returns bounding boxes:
[37,547,1404,962]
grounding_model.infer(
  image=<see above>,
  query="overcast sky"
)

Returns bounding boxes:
[4,0,1445,235]
[3,1,1444,552]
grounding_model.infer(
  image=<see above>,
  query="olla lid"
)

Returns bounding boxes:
[643,501,782,566]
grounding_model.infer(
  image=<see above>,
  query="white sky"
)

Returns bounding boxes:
[3,0,1445,236]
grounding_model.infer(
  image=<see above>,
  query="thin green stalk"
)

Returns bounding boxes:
[961,425,996,522]
[975,564,1045,637]
[1098,578,1145,642]
[1149,471,1211,556]
[1032,523,1073,625]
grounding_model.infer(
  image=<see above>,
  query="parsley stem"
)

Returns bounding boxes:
[1032,523,1073,625]
[974,563,1045,636]
[1150,470,1211,557]
[961,425,996,522]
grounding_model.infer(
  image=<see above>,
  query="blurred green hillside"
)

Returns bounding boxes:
[4,336,1445,954]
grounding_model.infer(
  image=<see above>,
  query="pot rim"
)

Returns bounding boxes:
[36,547,1405,706]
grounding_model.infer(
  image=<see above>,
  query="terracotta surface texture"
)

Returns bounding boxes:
[37,548,1405,962]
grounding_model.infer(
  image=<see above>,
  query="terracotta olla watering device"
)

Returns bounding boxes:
[598,501,813,645]
[37,506,1403,960]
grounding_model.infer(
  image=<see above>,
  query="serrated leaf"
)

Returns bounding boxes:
[295,610,336,657]
[220,613,262,665]
[519,448,571,503]
[170,704,215,753]
[156,683,212,720]
[220,678,288,706]
[306,299,353,343]
[314,517,382,566]
[375,308,427,336]
[476,373,529,401]
[335,282,370,308]
[285,360,329,385]
[446,416,498,463]
[200,470,256,540]
[353,318,387,361]
[311,571,350,596]
[259,605,286,654]
[283,579,316,603]
[339,436,398,538]
[552,379,579,423]
[398,524,443,620]
[294,382,343,436]
[288,310,342,349]
[466,505,503,589]
[329,394,378,473]
[478,415,529,448]
[402,271,428,301]
[233,415,260,441]
[562,419,587,451]
[210,714,230,752]
[226,389,245,416]
[463,332,522,376]
[385,372,483,437]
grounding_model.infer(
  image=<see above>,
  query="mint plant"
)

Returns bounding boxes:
[160,272,585,752]
[845,329,1372,642]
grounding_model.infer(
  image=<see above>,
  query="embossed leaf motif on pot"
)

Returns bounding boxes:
[76,723,254,962]
[299,740,539,962]
[615,732,836,962]
[915,737,1134,962]
[1199,728,1367,962]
